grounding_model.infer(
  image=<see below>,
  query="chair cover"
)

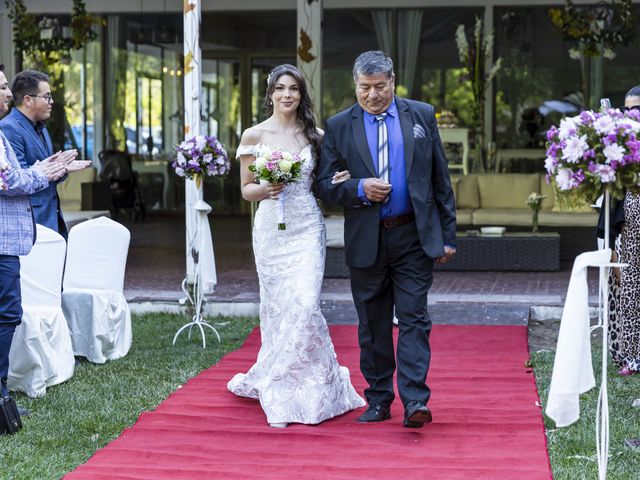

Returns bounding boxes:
[8,225,75,397]
[62,217,132,363]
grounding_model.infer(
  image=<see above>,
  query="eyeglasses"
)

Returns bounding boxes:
[622,105,640,112]
[28,94,54,104]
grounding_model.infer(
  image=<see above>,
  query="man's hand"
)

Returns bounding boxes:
[363,178,391,202]
[435,245,456,265]
[45,149,78,167]
[64,160,92,173]
[33,158,66,181]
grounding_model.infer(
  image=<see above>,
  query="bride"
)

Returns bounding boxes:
[228,64,365,428]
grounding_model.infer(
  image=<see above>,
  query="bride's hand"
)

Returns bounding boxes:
[331,170,351,184]
[264,182,285,200]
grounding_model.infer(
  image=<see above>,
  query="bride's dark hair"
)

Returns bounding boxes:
[263,64,321,156]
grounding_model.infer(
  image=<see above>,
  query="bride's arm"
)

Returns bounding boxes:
[239,128,284,202]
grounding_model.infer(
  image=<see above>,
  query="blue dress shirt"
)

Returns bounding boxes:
[357,100,413,219]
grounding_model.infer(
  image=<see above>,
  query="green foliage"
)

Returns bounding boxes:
[1,313,258,479]
[533,348,640,479]
[548,0,636,58]
[5,0,103,68]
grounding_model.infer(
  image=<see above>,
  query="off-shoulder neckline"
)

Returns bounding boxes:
[237,143,312,157]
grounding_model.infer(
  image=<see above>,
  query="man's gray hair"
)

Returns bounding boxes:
[352,51,394,82]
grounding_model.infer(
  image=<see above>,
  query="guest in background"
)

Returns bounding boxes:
[0,65,66,429]
[0,70,78,239]
[597,85,640,375]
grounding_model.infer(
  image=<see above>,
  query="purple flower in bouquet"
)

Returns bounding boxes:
[172,135,230,188]
[545,108,640,199]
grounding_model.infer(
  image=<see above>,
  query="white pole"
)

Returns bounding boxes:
[184,0,202,284]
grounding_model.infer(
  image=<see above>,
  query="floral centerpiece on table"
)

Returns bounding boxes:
[526,193,546,233]
[172,135,230,188]
[545,108,640,201]
[248,145,304,230]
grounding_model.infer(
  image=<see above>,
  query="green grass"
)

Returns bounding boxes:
[533,347,640,479]
[0,313,258,480]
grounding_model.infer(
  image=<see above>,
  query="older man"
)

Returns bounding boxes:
[316,51,456,428]
[0,65,66,434]
[0,70,79,238]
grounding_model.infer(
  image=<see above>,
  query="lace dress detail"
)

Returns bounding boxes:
[228,144,365,424]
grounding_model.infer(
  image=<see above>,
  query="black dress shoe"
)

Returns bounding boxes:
[358,404,391,423]
[403,401,432,428]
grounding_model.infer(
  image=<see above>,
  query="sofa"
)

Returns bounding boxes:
[324,173,599,276]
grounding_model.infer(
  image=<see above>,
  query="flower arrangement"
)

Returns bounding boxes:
[455,16,502,172]
[548,0,635,59]
[172,135,230,188]
[248,145,304,230]
[526,192,546,233]
[545,108,640,201]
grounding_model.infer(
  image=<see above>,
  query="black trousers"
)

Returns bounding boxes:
[0,255,22,389]
[349,221,433,408]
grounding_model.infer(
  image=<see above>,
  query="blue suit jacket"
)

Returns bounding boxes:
[0,107,67,238]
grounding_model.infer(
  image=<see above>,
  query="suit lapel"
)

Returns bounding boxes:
[43,128,53,156]
[397,97,415,175]
[351,106,377,177]
[13,109,48,159]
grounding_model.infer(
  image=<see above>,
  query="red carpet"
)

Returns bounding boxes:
[65,325,552,480]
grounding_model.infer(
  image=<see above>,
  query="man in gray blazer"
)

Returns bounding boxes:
[316,51,457,428]
[0,65,65,431]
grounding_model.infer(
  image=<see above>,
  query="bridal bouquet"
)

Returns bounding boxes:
[248,145,304,230]
[172,135,230,188]
[545,108,640,200]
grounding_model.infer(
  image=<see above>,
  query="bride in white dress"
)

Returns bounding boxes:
[228,64,365,428]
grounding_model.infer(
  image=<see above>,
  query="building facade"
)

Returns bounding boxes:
[1,0,639,213]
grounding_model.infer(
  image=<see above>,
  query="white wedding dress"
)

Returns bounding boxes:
[228,143,365,425]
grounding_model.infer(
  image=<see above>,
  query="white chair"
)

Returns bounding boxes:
[8,225,75,397]
[62,217,132,363]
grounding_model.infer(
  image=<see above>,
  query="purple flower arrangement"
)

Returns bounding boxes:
[172,135,230,187]
[545,108,640,200]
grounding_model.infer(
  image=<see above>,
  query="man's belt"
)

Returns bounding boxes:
[381,212,415,229]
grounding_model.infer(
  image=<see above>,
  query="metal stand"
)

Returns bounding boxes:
[590,187,628,479]
[173,199,220,348]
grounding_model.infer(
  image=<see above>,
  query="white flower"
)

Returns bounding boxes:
[254,157,266,170]
[558,117,578,140]
[176,152,186,167]
[175,167,185,177]
[603,48,616,60]
[455,24,468,62]
[561,134,589,163]
[202,153,213,164]
[179,141,191,150]
[555,168,576,190]
[595,164,616,183]
[279,160,292,173]
[544,156,557,174]
[194,135,207,151]
[594,115,616,135]
[568,48,582,60]
[602,143,625,163]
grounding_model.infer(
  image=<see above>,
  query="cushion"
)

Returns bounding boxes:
[452,174,479,209]
[455,209,473,225]
[539,176,555,211]
[472,208,534,227]
[477,174,539,209]
[539,211,598,227]
[450,176,459,202]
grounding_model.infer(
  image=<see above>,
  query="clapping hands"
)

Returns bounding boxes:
[34,149,91,181]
